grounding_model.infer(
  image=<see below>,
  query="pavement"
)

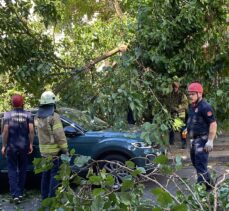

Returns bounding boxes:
[168,132,229,163]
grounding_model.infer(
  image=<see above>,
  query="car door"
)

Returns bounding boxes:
[27,125,40,171]
[61,118,96,157]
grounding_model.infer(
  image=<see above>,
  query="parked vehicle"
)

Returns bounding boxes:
[0,108,165,181]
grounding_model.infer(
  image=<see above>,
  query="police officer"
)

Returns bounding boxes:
[36,91,68,199]
[187,82,217,191]
[167,82,188,148]
[1,94,34,203]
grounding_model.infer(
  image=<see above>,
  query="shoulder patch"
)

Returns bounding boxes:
[207,111,213,116]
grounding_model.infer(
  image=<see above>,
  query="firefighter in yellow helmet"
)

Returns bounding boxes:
[36,91,68,199]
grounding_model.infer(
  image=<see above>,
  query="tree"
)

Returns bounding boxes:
[0,0,228,132]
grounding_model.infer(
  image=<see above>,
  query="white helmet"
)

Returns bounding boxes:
[40,91,56,105]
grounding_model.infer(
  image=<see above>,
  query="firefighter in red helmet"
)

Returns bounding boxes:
[1,94,34,203]
[187,82,217,191]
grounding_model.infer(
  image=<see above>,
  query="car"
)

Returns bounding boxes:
[0,108,165,182]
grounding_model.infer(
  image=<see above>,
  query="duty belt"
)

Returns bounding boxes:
[192,134,208,139]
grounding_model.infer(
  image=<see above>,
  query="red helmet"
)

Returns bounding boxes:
[12,94,24,107]
[188,82,203,93]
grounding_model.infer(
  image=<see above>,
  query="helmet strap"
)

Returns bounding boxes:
[192,92,202,106]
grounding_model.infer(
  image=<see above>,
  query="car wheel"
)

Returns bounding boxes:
[100,154,129,189]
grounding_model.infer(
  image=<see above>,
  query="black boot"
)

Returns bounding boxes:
[181,139,187,149]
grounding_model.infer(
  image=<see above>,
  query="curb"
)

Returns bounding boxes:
[168,151,229,164]
[168,132,229,164]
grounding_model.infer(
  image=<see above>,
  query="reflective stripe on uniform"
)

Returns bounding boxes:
[53,123,62,130]
[39,144,59,154]
[59,143,68,149]
[178,111,185,118]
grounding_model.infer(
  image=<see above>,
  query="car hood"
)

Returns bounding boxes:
[85,131,142,141]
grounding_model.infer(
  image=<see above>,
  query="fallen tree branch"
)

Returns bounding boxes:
[113,0,123,18]
[54,44,128,93]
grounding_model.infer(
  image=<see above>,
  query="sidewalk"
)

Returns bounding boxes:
[168,132,229,163]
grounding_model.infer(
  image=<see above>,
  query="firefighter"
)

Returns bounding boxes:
[1,94,34,204]
[167,82,188,148]
[36,91,68,199]
[187,82,217,191]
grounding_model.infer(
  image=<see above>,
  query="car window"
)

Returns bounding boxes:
[61,118,71,128]
[57,107,109,131]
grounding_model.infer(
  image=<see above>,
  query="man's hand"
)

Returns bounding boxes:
[204,139,213,152]
[28,143,33,154]
[1,146,6,157]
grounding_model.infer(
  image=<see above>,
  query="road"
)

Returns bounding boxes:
[0,173,41,211]
[142,162,229,201]
[0,163,228,210]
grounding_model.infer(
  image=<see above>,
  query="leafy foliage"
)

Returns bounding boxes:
[0,0,228,139]
[33,153,229,210]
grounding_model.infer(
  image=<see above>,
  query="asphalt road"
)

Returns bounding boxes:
[142,162,229,201]
[0,173,41,211]
[0,163,228,210]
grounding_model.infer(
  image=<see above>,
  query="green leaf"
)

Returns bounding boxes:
[216,90,223,96]
[91,196,105,211]
[119,192,132,205]
[132,167,146,176]
[130,102,135,111]
[121,179,134,191]
[153,154,169,165]
[151,188,173,207]
[92,188,105,196]
[125,160,135,169]
[70,148,75,156]
[160,124,168,131]
[171,203,187,211]
[89,175,102,185]
[74,156,91,167]
[152,208,163,211]
[60,154,71,162]
[105,174,115,186]
[136,167,146,174]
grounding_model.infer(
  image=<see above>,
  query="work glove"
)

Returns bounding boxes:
[204,139,213,152]
[190,139,193,149]
[181,128,187,139]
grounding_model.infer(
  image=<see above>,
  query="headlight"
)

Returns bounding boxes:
[131,142,151,148]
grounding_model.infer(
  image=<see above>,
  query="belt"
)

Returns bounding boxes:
[192,134,208,139]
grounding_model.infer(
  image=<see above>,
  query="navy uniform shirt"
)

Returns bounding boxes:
[187,99,216,138]
[3,108,33,151]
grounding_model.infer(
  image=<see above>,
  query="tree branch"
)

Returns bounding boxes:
[113,0,123,18]
[54,44,128,93]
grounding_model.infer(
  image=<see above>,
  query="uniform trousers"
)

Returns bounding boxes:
[41,157,60,199]
[7,148,28,198]
[190,136,211,186]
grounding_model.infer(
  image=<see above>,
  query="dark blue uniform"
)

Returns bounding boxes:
[187,100,216,186]
[4,109,33,198]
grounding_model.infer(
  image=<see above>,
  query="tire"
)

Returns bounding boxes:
[102,154,128,164]
[100,154,129,189]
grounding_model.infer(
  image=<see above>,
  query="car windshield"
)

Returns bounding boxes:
[0,107,109,132]
[57,107,109,131]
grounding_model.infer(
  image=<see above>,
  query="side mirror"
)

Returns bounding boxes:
[64,126,78,137]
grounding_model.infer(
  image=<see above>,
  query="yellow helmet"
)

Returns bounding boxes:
[40,91,56,105]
